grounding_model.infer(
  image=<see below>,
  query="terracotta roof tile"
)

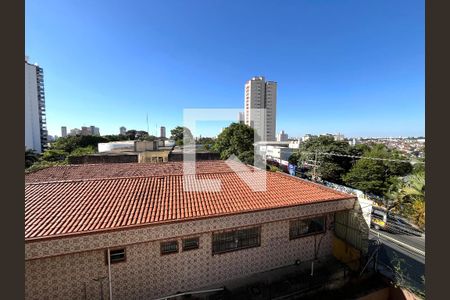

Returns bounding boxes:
[25,161,355,241]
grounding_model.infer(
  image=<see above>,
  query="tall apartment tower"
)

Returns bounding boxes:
[61,126,67,137]
[25,57,47,153]
[244,76,277,141]
[120,126,127,135]
[160,126,166,138]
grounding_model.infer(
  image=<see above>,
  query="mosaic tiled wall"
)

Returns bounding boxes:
[25,198,354,299]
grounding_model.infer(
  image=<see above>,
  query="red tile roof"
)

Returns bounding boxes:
[25,161,355,241]
[25,161,233,183]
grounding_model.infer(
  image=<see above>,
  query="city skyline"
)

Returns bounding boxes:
[26,0,424,138]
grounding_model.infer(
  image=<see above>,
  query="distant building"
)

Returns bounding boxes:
[61,126,67,137]
[160,126,166,138]
[302,134,316,142]
[276,130,288,142]
[81,126,90,136]
[238,112,245,124]
[69,128,81,136]
[92,127,100,136]
[244,76,277,141]
[79,126,99,136]
[333,133,345,141]
[25,57,47,153]
[120,126,127,135]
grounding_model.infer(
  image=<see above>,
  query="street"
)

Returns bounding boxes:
[368,228,425,295]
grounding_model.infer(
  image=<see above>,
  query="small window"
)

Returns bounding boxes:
[182,237,200,251]
[289,216,326,240]
[161,240,178,255]
[106,248,126,264]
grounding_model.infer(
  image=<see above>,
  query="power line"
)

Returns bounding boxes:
[298,151,425,164]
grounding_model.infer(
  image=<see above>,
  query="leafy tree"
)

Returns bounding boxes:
[288,151,300,165]
[213,123,255,163]
[69,146,96,157]
[170,126,194,146]
[103,134,128,141]
[343,144,413,196]
[25,149,40,168]
[52,135,108,153]
[41,149,69,162]
[125,130,137,140]
[296,136,353,183]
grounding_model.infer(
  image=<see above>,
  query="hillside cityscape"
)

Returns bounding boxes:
[24,2,424,299]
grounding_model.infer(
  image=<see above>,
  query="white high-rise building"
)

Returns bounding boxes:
[120,126,127,135]
[25,57,47,153]
[61,126,67,137]
[277,130,288,142]
[244,76,277,141]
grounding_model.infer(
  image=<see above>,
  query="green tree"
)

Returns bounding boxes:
[125,130,137,140]
[297,136,353,183]
[25,148,40,168]
[52,135,108,153]
[288,151,300,165]
[343,144,413,196]
[41,149,69,162]
[390,172,425,228]
[69,146,96,157]
[170,126,194,146]
[213,123,255,163]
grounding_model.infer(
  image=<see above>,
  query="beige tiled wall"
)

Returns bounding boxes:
[25,199,354,299]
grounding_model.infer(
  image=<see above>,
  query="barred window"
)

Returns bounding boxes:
[212,227,260,254]
[161,240,178,255]
[182,237,200,251]
[106,248,126,264]
[289,216,326,239]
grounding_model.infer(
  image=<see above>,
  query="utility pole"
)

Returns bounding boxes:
[313,150,318,181]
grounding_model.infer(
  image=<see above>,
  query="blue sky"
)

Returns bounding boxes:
[26,0,424,138]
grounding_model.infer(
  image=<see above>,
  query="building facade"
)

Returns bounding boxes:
[25,58,47,153]
[120,126,127,135]
[160,126,166,138]
[244,76,277,141]
[61,126,67,137]
[25,162,356,300]
[277,130,289,142]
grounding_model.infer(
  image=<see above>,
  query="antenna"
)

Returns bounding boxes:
[146,113,149,134]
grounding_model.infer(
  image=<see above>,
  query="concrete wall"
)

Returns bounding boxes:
[169,152,220,162]
[138,150,170,163]
[25,198,354,300]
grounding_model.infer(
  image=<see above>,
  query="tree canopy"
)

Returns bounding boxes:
[213,123,255,164]
[342,144,413,196]
[294,136,354,184]
[170,126,194,146]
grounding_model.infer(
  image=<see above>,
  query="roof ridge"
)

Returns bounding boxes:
[25,169,256,185]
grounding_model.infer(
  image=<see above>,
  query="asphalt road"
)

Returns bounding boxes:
[368,228,425,294]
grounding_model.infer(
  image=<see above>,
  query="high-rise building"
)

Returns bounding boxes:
[244,76,277,141]
[120,126,127,135]
[25,57,47,153]
[277,130,289,142]
[160,126,166,138]
[238,112,244,124]
[61,126,67,137]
